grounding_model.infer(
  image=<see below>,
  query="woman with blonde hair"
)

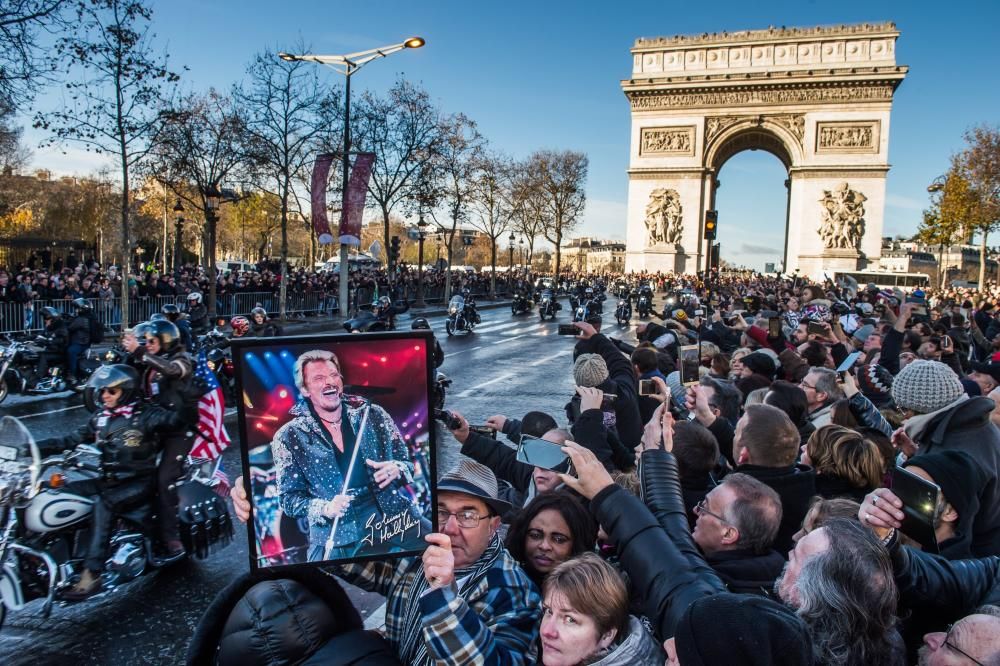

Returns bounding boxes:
[801,424,884,502]
[538,553,662,665]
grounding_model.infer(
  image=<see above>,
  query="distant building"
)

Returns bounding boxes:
[879,238,998,286]
[562,237,626,273]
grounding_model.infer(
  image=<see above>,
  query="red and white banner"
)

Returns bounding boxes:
[339,152,375,247]
[310,153,336,245]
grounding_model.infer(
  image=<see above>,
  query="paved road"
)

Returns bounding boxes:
[0,296,654,664]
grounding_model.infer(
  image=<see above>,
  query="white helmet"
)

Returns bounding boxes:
[187,291,203,304]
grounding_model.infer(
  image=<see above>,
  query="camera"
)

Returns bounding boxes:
[831,301,851,316]
[433,409,462,430]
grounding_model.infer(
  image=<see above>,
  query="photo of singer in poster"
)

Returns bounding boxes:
[234,332,435,570]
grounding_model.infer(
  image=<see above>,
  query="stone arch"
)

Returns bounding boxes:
[622,22,907,278]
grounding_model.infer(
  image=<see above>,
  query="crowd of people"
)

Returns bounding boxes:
[198,271,1000,666]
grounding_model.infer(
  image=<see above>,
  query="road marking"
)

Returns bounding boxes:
[530,349,573,366]
[455,372,515,398]
[490,334,529,346]
[18,404,84,419]
[444,346,483,358]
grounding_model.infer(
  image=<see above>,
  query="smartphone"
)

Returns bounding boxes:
[768,318,782,338]
[680,344,700,386]
[807,321,827,336]
[638,379,660,396]
[516,436,569,471]
[891,466,941,554]
[433,409,462,430]
[557,324,581,336]
[469,425,497,440]
[912,306,928,316]
[693,309,704,317]
[836,351,862,379]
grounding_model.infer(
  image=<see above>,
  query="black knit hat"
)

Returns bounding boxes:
[742,352,776,379]
[904,451,988,534]
[675,594,813,666]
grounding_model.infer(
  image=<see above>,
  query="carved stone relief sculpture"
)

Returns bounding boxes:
[640,127,695,155]
[815,121,880,153]
[645,188,684,246]
[818,182,867,250]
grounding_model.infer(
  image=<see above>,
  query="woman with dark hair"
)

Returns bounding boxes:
[765,380,815,446]
[505,491,598,587]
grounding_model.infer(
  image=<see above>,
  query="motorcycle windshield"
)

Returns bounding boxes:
[0,416,40,489]
[448,296,465,314]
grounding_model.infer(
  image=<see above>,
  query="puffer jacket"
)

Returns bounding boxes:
[589,616,664,665]
[187,568,400,666]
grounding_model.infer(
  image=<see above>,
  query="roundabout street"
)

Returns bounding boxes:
[0,294,657,665]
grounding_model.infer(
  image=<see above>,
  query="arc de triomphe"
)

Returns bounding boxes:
[622,22,907,278]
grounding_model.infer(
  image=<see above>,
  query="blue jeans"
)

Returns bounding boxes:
[66,342,88,379]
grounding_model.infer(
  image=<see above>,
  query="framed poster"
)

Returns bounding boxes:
[233,331,436,571]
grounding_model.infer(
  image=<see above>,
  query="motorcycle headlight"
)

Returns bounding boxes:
[449,305,458,315]
[207,360,216,371]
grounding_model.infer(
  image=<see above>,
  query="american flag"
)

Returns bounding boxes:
[189,349,232,460]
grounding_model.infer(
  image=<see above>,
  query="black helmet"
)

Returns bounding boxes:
[40,306,61,321]
[72,297,91,311]
[161,303,181,321]
[144,319,181,353]
[206,348,226,365]
[251,306,267,320]
[85,364,139,408]
[411,317,430,331]
[132,321,152,343]
[150,313,167,322]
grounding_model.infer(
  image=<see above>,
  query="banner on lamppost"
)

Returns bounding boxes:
[339,152,375,247]
[310,153,336,245]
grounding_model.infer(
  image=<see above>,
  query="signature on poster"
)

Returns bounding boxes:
[362,507,423,548]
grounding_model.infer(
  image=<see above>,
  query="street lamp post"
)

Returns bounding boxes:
[415,214,428,308]
[173,199,184,279]
[204,186,222,318]
[278,37,425,320]
[519,238,525,277]
[508,232,515,294]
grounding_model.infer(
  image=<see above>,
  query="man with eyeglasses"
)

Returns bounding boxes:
[229,458,542,666]
[270,348,422,562]
[918,611,1000,666]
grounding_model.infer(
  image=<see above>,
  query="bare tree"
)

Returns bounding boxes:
[0,0,68,112]
[353,78,441,262]
[956,125,1000,290]
[154,89,249,315]
[469,151,516,297]
[33,0,180,325]
[236,46,337,319]
[510,161,551,271]
[434,113,484,301]
[532,150,587,277]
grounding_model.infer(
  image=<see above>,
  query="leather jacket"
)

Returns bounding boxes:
[39,401,182,481]
[41,318,69,353]
[591,449,725,640]
[134,347,196,424]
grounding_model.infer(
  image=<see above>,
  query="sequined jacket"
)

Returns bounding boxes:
[272,398,416,549]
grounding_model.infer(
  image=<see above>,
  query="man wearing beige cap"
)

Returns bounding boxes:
[230,459,541,665]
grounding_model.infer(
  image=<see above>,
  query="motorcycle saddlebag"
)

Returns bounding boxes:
[177,481,234,559]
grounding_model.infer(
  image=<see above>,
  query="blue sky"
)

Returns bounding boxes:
[20,0,999,270]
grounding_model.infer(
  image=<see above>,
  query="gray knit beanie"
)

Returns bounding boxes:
[573,353,609,388]
[891,360,964,414]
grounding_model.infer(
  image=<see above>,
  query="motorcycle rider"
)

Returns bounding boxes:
[121,320,196,557]
[230,315,250,338]
[185,292,209,334]
[461,287,481,324]
[411,317,444,368]
[249,306,282,337]
[66,298,96,385]
[36,364,183,599]
[161,303,193,350]
[36,306,69,380]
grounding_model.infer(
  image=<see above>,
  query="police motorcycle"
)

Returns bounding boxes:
[510,290,533,316]
[614,290,632,326]
[538,289,560,321]
[0,413,232,630]
[445,293,478,335]
[636,284,654,318]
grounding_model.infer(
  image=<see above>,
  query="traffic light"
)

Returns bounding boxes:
[389,235,401,267]
[704,210,718,240]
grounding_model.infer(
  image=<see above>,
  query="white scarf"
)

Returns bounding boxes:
[902,394,969,443]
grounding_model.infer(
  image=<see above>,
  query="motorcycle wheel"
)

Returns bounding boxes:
[0,378,7,405]
[0,599,5,632]
[512,304,518,316]
[446,320,454,336]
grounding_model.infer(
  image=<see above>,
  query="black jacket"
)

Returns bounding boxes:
[911,396,1000,557]
[736,463,817,557]
[41,318,69,353]
[813,473,870,503]
[133,347,197,426]
[573,333,644,451]
[591,449,726,641]
[187,303,209,333]
[67,312,92,346]
[706,548,785,598]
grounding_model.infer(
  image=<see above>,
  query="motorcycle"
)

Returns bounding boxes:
[636,287,653,318]
[615,296,632,326]
[538,290,560,321]
[343,295,408,333]
[433,371,451,411]
[445,295,477,336]
[0,417,232,630]
[0,337,70,404]
[510,292,533,316]
[206,348,236,404]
